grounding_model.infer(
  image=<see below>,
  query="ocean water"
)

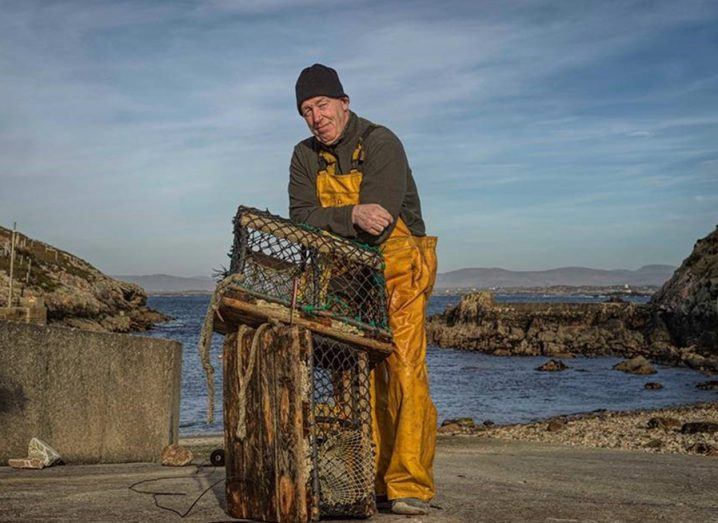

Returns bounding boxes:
[142,294,716,435]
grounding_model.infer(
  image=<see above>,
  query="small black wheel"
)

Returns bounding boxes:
[210,448,225,467]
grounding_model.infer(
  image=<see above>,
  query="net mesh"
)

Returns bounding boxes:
[227,206,389,335]
[312,334,374,516]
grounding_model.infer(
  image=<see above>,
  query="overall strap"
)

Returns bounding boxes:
[313,138,334,170]
[351,124,379,170]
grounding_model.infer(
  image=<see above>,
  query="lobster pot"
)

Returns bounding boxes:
[222,323,375,522]
[226,206,391,344]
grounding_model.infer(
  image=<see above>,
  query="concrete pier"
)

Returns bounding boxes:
[0,320,182,464]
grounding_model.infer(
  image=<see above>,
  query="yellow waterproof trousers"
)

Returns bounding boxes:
[315,159,438,502]
[372,219,438,501]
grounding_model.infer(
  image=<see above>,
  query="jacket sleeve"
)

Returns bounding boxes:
[288,146,357,238]
[356,128,408,244]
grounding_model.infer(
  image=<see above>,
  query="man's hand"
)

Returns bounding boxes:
[352,204,393,236]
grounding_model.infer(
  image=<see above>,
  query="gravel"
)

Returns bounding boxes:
[454,402,718,456]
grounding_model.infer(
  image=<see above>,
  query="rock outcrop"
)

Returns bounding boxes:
[427,227,718,373]
[427,291,651,358]
[0,226,167,332]
[649,226,718,354]
[612,355,656,375]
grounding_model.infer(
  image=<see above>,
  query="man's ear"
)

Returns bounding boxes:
[341,96,350,110]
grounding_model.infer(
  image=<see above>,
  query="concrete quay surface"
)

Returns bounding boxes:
[1,436,717,522]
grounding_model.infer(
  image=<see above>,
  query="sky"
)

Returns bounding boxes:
[1,0,716,276]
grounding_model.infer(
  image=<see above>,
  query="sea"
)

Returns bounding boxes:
[141,294,717,436]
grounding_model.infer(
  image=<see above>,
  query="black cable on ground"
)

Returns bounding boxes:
[128,463,223,518]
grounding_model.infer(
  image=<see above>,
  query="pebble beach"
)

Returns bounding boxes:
[441,402,718,456]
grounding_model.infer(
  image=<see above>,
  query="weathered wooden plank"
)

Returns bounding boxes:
[225,324,319,522]
[217,287,392,343]
[214,294,393,360]
[260,327,278,520]
[225,326,278,521]
[300,329,320,522]
[224,330,244,517]
[271,326,307,521]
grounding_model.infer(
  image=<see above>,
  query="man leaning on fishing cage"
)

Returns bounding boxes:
[288,63,438,517]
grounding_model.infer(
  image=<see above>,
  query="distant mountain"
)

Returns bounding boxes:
[435,264,676,289]
[113,274,215,293]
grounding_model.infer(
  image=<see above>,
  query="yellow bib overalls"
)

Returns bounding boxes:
[316,137,438,502]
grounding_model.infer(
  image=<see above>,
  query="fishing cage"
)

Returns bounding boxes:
[226,206,390,341]
[311,334,374,517]
[211,205,394,522]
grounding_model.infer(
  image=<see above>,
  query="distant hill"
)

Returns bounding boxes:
[113,274,215,293]
[117,265,676,293]
[435,264,676,289]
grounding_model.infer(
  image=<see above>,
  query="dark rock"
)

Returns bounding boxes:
[680,422,718,434]
[437,423,462,434]
[646,417,681,430]
[161,444,193,466]
[644,382,663,390]
[483,420,495,427]
[650,226,718,354]
[613,356,656,375]
[547,420,566,432]
[442,417,476,429]
[697,380,718,391]
[536,359,568,372]
[686,442,718,456]
[645,439,663,448]
[682,350,708,370]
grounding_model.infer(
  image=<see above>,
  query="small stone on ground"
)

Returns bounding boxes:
[8,458,45,469]
[161,444,193,466]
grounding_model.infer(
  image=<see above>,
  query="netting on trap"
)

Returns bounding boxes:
[227,206,389,335]
[311,334,374,517]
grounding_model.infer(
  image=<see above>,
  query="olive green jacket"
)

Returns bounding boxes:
[289,112,425,245]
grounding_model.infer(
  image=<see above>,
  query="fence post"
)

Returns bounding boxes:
[8,222,16,307]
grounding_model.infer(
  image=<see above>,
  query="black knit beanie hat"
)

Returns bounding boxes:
[295,64,347,115]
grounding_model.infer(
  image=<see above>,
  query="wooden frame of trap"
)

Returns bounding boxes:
[214,291,393,522]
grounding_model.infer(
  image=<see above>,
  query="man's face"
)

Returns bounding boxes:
[300,96,350,145]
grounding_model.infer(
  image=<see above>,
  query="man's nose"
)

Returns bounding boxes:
[312,108,323,123]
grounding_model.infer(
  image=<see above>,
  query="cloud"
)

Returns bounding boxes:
[1,0,717,274]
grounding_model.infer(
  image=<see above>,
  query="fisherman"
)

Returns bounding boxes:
[289,64,438,516]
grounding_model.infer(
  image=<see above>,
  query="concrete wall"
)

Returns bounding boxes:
[0,320,182,464]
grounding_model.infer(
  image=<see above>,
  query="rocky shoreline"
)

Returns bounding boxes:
[426,293,718,373]
[428,226,718,374]
[438,402,718,457]
[0,226,168,333]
